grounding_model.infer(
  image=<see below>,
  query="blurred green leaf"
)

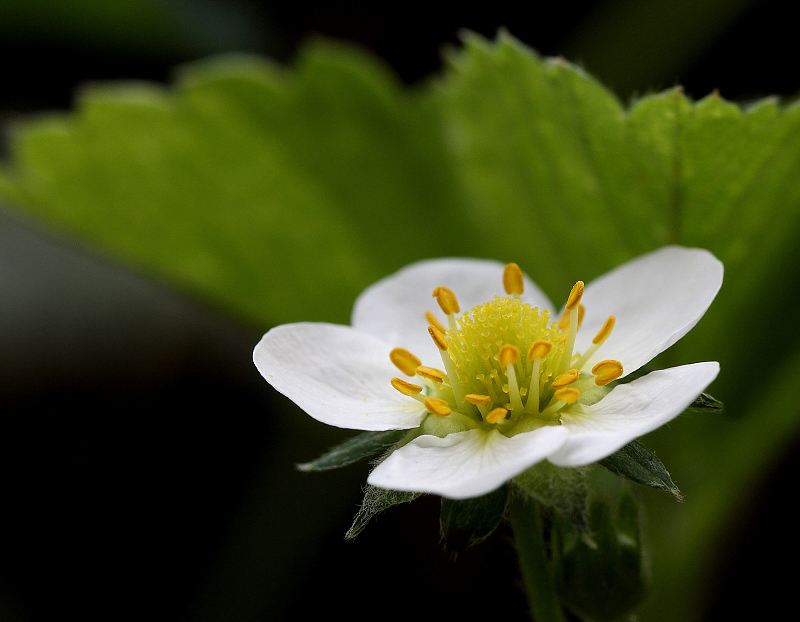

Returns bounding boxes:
[439,485,509,551]
[3,32,800,621]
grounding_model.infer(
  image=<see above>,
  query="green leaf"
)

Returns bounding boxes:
[552,489,647,622]
[297,429,409,472]
[599,440,682,499]
[345,485,420,540]
[687,391,723,413]
[439,485,509,551]
[513,461,590,534]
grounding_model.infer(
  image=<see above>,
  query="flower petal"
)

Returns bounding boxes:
[548,361,720,467]
[253,323,426,431]
[573,246,723,376]
[352,258,554,364]
[367,425,568,499]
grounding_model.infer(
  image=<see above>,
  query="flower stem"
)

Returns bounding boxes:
[508,494,567,622]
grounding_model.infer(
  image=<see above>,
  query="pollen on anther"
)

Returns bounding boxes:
[486,407,508,424]
[424,396,452,416]
[503,263,525,295]
[528,340,552,360]
[551,368,579,388]
[592,359,623,386]
[390,348,422,376]
[592,315,616,344]
[428,325,448,350]
[498,344,519,367]
[416,366,446,383]
[565,281,585,311]
[432,286,460,315]
[391,377,423,396]
[425,310,447,334]
[554,387,580,404]
[465,394,492,405]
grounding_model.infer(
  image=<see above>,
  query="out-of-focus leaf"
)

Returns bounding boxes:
[3,32,800,622]
[439,485,509,551]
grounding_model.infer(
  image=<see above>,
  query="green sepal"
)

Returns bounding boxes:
[552,489,647,622]
[513,461,590,534]
[439,485,509,551]
[687,391,723,413]
[297,429,410,472]
[599,440,682,499]
[346,485,420,539]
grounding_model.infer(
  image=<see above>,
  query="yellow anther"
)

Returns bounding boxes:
[498,344,520,367]
[591,359,623,375]
[565,281,585,311]
[592,315,616,344]
[428,325,448,351]
[577,304,585,329]
[528,340,552,360]
[416,366,446,383]
[425,310,447,334]
[503,263,525,295]
[592,359,623,386]
[486,407,508,424]
[432,286,460,315]
[389,348,422,376]
[551,368,579,388]
[465,394,492,405]
[424,396,452,416]
[554,387,581,404]
[391,377,423,396]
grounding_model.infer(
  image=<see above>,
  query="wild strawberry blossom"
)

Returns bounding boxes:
[254,246,721,500]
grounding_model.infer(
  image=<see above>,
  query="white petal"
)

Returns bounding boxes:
[367,425,568,499]
[351,258,554,365]
[573,246,723,376]
[253,323,426,431]
[548,361,720,467]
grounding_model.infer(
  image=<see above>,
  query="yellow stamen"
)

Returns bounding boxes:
[592,315,615,344]
[432,286,460,315]
[558,309,570,331]
[503,263,525,296]
[551,368,579,388]
[565,281,584,311]
[554,387,580,404]
[428,325,448,351]
[577,304,585,330]
[424,396,451,416]
[391,377,423,396]
[498,344,520,367]
[592,359,623,386]
[465,394,492,405]
[416,366,446,383]
[425,310,447,334]
[486,407,508,424]
[528,340,552,360]
[389,348,422,376]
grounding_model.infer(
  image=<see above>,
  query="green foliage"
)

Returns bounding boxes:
[439,485,509,551]
[3,31,800,621]
[346,485,420,540]
[599,440,681,499]
[297,429,409,472]
[552,489,647,622]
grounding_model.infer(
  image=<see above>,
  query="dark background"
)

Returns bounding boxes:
[0,1,795,620]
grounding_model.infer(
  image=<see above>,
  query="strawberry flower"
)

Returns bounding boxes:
[254,246,721,499]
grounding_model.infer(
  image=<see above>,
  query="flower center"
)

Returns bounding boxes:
[389,263,623,436]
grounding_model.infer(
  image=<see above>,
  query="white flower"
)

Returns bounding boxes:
[253,246,722,500]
